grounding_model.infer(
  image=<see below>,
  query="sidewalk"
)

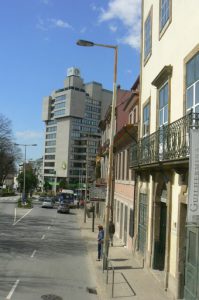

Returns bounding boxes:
[77,208,174,300]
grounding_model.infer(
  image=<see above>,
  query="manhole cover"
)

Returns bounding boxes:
[86,287,97,295]
[41,295,62,300]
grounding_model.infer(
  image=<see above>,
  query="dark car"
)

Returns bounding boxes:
[57,203,70,214]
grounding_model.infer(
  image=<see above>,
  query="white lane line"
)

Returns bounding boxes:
[6,279,20,299]
[12,209,33,226]
[41,234,45,240]
[14,208,16,224]
[48,226,51,230]
[31,250,36,258]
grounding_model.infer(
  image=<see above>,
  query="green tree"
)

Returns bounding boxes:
[17,169,38,196]
[0,114,22,185]
[43,180,51,192]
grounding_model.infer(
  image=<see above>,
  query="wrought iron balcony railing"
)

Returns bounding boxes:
[130,112,199,168]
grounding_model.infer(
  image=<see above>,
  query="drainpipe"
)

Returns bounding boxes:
[150,174,156,268]
[164,177,172,291]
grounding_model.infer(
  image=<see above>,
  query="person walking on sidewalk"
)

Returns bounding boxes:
[109,220,115,246]
[97,225,104,261]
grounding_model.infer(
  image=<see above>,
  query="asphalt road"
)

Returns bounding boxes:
[0,196,98,300]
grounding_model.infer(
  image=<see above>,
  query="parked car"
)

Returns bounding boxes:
[57,203,70,214]
[41,197,54,208]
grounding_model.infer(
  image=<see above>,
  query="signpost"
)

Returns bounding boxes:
[187,129,199,224]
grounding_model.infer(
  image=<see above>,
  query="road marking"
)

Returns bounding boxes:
[48,226,51,230]
[41,234,45,240]
[31,250,36,258]
[6,279,20,299]
[13,209,33,226]
[14,208,16,224]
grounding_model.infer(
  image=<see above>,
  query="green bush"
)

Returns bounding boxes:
[0,189,16,197]
[17,198,33,208]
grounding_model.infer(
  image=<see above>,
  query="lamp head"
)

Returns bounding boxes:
[76,40,94,47]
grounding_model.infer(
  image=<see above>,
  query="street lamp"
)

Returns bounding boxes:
[77,39,118,268]
[15,143,37,202]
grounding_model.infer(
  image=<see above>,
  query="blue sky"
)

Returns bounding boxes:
[0,0,141,160]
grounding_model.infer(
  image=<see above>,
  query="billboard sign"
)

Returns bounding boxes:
[187,129,199,224]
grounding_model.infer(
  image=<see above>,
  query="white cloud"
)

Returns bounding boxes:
[99,0,141,49]
[109,25,117,32]
[42,0,50,4]
[36,17,73,31]
[16,131,43,139]
[49,18,72,29]
[90,3,97,11]
[36,17,48,31]
[80,26,87,34]
[126,69,132,74]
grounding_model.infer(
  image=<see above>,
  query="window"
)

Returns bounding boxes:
[159,82,168,126]
[47,120,56,125]
[55,102,65,110]
[186,53,199,113]
[46,126,57,132]
[129,107,137,124]
[45,155,55,160]
[160,0,170,32]
[55,94,66,101]
[45,147,55,153]
[126,149,129,180]
[143,103,150,136]
[144,10,152,60]
[44,162,55,167]
[46,133,56,140]
[46,141,56,146]
[129,209,134,238]
[54,109,65,117]
[117,201,120,222]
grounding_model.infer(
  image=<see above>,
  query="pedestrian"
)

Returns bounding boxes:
[97,225,104,261]
[109,220,115,246]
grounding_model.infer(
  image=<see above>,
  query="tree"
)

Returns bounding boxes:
[0,114,22,186]
[17,168,38,195]
[43,180,51,192]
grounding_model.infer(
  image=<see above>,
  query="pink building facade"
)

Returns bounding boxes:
[113,80,139,250]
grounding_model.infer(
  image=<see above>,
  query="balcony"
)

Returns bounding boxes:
[130,112,199,169]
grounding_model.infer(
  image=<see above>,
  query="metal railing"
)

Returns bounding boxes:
[130,112,199,168]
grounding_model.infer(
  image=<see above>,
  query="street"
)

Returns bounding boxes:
[0,196,98,300]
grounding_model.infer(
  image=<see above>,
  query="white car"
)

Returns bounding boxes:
[42,198,54,208]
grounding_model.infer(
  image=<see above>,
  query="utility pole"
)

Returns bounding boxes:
[76,40,118,269]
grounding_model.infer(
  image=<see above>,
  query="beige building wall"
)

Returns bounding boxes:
[55,119,70,178]
[141,1,199,133]
[137,1,199,298]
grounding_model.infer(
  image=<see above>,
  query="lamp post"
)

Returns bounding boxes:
[15,143,37,202]
[76,40,118,268]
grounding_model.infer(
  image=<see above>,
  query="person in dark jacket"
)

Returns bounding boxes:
[97,225,104,261]
[109,220,115,246]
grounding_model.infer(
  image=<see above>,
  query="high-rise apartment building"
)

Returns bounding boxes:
[42,67,112,188]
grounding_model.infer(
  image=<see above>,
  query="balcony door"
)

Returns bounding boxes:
[153,185,167,271]
[158,82,169,160]
[138,193,148,255]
